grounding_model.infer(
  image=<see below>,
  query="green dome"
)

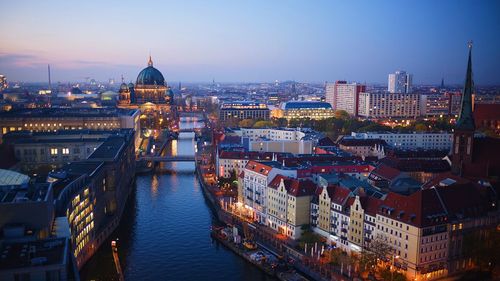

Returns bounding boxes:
[136,56,165,86]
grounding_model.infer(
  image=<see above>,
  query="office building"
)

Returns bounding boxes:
[219,101,270,121]
[388,70,412,93]
[357,92,421,119]
[0,108,141,147]
[274,101,335,120]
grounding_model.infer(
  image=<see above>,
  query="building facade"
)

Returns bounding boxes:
[276,101,335,120]
[219,101,270,121]
[350,131,452,151]
[358,92,421,119]
[325,81,365,115]
[388,70,413,94]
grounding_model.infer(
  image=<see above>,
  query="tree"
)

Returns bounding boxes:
[253,120,274,128]
[238,119,255,128]
[414,123,427,132]
[334,110,350,120]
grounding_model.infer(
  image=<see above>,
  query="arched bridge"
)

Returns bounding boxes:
[138,155,196,162]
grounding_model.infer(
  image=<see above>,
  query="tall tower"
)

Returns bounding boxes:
[452,42,475,175]
[48,64,52,92]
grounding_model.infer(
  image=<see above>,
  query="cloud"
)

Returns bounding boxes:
[0,52,46,68]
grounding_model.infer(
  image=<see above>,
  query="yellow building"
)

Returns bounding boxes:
[277,101,335,120]
[267,175,315,239]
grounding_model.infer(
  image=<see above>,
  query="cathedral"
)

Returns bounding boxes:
[118,56,174,109]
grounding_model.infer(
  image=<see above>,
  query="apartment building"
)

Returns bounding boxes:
[267,175,315,239]
[350,131,452,151]
[243,161,297,224]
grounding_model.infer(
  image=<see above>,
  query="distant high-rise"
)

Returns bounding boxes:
[325,81,365,115]
[47,65,52,92]
[388,70,412,93]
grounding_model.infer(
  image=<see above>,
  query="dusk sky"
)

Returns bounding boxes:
[1,0,499,84]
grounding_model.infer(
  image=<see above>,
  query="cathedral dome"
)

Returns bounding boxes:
[136,56,165,86]
[119,83,129,92]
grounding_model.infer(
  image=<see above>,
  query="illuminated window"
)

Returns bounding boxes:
[50,148,58,155]
[62,148,70,155]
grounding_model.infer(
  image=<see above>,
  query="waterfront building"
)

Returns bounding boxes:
[357,92,421,119]
[325,81,365,115]
[274,101,335,120]
[219,101,270,122]
[3,130,126,171]
[0,107,141,148]
[116,56,173,115]
[242,161,297,224]
[350,131,453,151]
[388,70,412,94]
[49,129,136,269]
[267,175,315,239]
[216,150,289,179]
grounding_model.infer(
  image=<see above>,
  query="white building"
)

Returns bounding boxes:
[388,71,412,94]
[233,128,316,154]
[350,131,453,150]
[357,92,421,119]
[243,161,297,224]
[325,81,365,115]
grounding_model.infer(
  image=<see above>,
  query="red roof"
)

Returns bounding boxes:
[326,185,351,205]
[268,174,316,197]
[371,163,401,181]
[379,189,447,228]
[245,160,272,176]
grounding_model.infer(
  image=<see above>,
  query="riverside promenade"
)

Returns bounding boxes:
[194,141,356,281]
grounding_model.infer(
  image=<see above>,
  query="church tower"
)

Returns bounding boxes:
[452,42,475,175]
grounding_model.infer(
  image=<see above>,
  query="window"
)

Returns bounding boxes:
[62,148,70,155]
[50,148,58,155]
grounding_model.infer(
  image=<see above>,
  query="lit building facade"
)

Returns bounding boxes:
[388,70,413,94]
[325,81,366,115]
[0,108,141,148]
[219,101,270,121]
[350,131,452,151]
[357,92,421,119]
[267,175,315,239]
[276,101,335,120]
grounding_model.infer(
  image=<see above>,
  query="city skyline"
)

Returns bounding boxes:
[1,0,500,84]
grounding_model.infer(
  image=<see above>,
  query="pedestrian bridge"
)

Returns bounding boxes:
[138,155,196,162]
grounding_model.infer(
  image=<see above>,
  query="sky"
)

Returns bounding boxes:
[1,0,499,84]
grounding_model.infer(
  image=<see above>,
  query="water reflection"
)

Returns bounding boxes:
[80,117,276,281]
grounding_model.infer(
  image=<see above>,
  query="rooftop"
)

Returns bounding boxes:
[0,107,138,118]
[0,169,30,187]
[0,182,51,203]
[88,136,125,160]
[0,238,68,270]
[282,101,332,110]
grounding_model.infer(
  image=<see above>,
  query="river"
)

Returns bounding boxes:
[80,117,276,281]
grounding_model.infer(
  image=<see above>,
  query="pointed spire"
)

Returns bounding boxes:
[148,54,153,67]
[455,41,475,131]
[121,75,124,83]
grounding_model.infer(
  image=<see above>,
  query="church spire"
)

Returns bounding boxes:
[455,41,475,131]
[148,54,153,67]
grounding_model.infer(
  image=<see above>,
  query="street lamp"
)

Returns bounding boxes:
[391,255,400,281]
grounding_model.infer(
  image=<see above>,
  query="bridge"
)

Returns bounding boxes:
[138,155,196,162]
[178,128,202,133]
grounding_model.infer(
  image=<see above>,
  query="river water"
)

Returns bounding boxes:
[80,117,275,281]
